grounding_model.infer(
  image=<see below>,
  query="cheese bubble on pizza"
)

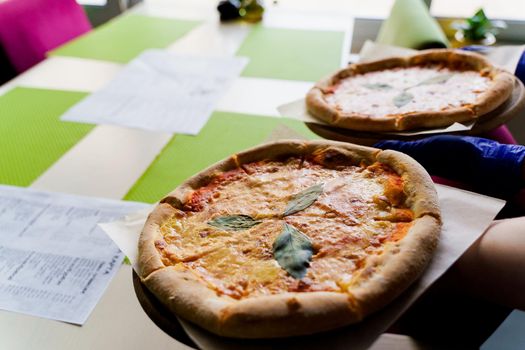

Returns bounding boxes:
[138,140,441,338]
[306,49,514,132]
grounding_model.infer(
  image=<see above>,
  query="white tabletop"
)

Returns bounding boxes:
[0,1,517,348]
[0,1,358,349]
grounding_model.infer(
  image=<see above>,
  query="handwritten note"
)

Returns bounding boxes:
[61,50,248,135]
[0,185,148,324]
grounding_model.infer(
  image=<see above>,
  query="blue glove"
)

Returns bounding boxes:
[375,135,525,195]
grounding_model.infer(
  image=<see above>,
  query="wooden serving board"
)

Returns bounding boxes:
[307,77,525,146]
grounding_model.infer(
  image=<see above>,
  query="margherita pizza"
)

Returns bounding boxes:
[306,49,514,132]
[138,140,441,338]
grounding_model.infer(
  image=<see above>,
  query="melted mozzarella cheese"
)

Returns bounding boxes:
[327,66,491,117]
[159,159,414,299]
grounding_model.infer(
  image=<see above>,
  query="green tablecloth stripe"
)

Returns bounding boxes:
[236,26,345,82]
[50,14,201,63]
[0,88,93,186]
[124,112,318,204]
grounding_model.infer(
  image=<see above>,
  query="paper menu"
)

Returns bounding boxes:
[61,50,248,135]
[0,185,149,325]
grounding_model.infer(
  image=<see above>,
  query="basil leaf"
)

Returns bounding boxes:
[273,223,313,279]
[393,91,414,108]
[363,83,393,91]
[418,73,453,86]
[283,183,324,216]
[208,215,261,231]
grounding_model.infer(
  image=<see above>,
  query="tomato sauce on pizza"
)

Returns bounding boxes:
[138,140,441,338]
[306,49,514,132]
[155,156,414,299]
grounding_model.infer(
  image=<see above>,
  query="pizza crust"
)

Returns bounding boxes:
[138,203,176,278]
[348,150,441,316]
[138,140,441,338]
[349,215,440,317]
[306,49,515,132]
[145,265,362,338]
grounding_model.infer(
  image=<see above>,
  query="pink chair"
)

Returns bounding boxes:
[0,0,91,73]
[481,125,518,145]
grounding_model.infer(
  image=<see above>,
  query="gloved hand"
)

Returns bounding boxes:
[375,135,525,195]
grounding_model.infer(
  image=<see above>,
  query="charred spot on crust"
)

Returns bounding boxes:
[160,196,184,209]
[286,297,302,312]
[309,148,356,169]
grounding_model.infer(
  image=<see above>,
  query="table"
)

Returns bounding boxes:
[0,1,517,349]
[0,1,349,348]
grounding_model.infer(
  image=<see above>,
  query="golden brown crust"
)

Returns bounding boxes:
[217,292,361,338]
[138,203,177,278]
[144,264,362,338]
[376,150,441,220]
[306,49,515,132]
[348,150,441,316]
[349,215,440,317]
[138,140,441,338]
[142,266,233,334]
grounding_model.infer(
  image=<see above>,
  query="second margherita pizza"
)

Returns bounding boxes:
[306,49,514,132]
[138,140,441,338]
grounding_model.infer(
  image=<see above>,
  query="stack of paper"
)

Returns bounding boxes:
[0,185,148,324]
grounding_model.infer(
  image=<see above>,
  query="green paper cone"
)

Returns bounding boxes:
[377,0,450,49]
